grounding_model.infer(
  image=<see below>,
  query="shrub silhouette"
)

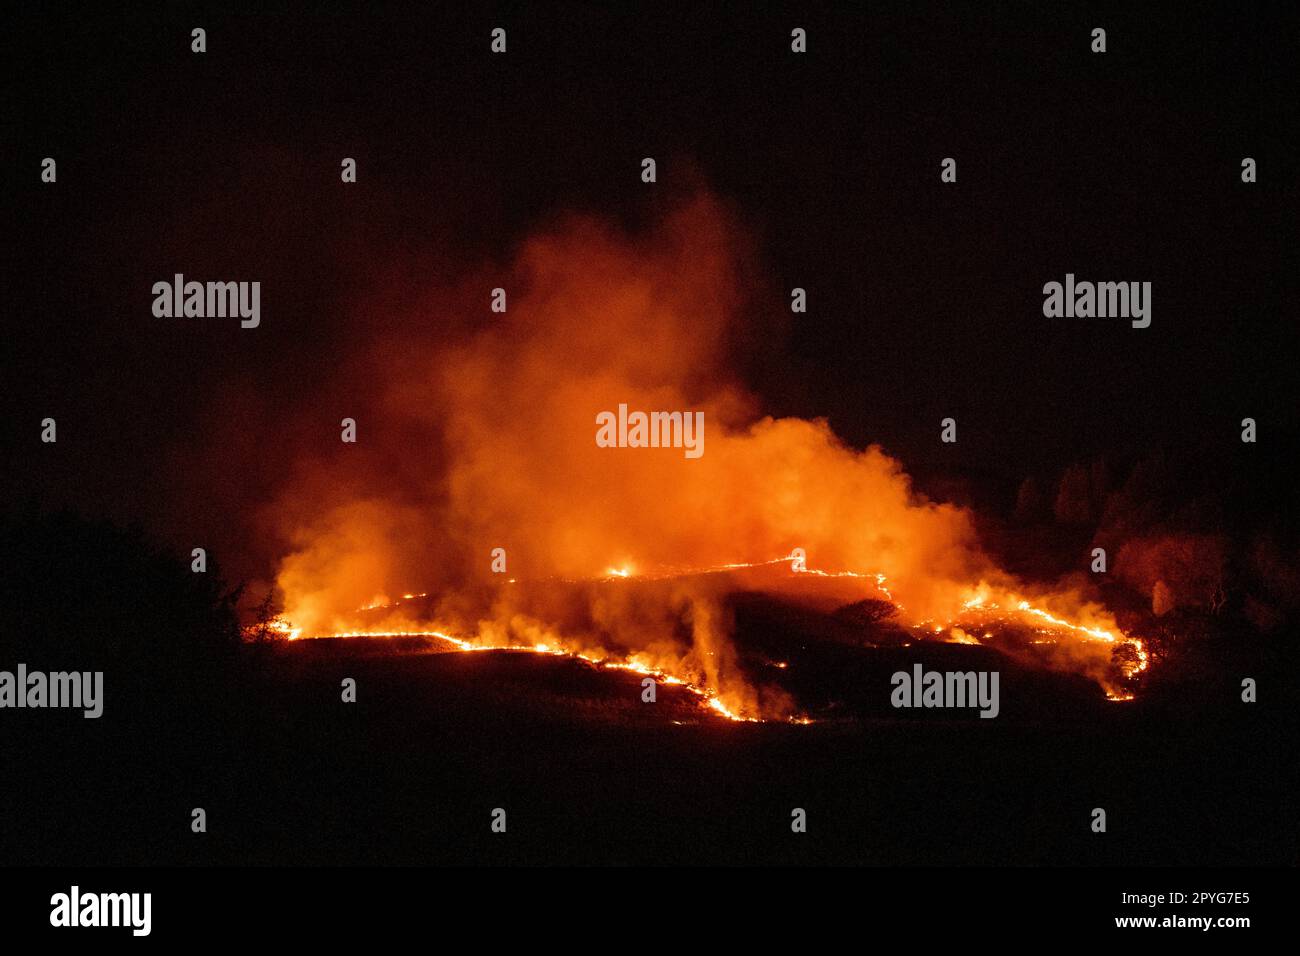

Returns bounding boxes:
[0,509,243,710]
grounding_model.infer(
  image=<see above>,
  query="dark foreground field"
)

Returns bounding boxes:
[2,634,1293,867]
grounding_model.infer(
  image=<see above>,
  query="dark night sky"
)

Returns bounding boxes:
[7,3,1298,580]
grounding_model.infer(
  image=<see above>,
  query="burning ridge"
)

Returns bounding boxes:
[265,554,1149,722]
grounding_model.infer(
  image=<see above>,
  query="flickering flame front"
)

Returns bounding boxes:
[274,553,1150,722]
[295,624,762,722]
[942,588,1149,693]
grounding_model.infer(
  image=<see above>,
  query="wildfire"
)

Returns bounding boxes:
[259,195,1155,725]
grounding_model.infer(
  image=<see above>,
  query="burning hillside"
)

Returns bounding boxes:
[272,553,1146,721]
[261,193,1149,720]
